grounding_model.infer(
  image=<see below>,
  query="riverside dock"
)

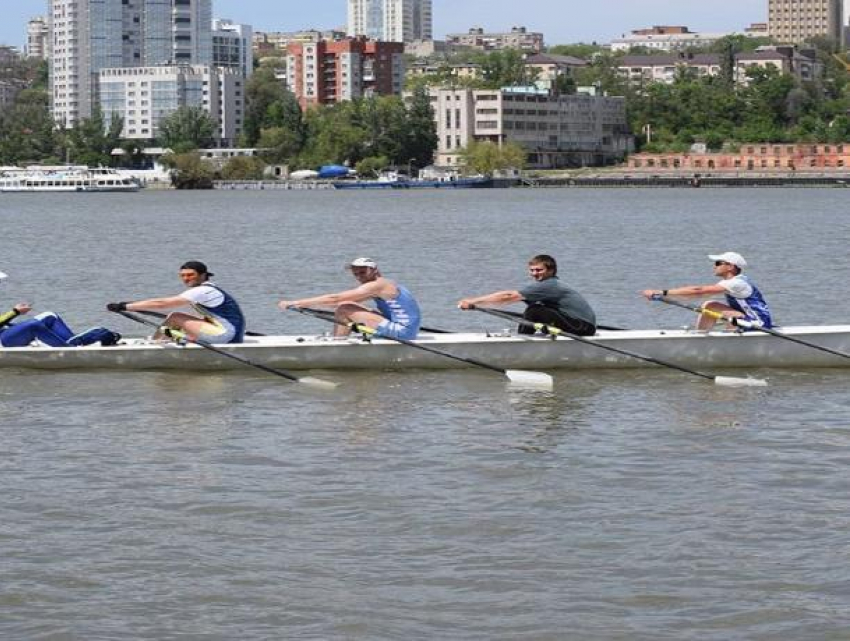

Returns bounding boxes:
[521,171,850,188]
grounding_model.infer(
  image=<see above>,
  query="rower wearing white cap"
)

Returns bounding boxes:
[642,251,773,330]
[278,257,421,339]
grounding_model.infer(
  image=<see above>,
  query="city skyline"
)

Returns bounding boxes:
[5,0,768,49]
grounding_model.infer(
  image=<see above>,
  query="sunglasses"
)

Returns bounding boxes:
[714,261,730,266]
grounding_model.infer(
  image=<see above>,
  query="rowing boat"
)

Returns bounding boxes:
[2,326,850,371]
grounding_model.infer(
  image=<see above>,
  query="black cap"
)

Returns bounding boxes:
[180,261,214,277]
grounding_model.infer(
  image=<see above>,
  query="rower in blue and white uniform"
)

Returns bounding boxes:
[107,261,246,344]
[279,257,421,339]
[643,251,773,330]
[1,270,122,347]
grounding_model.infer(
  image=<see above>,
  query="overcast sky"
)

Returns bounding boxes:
[6,0,768,49]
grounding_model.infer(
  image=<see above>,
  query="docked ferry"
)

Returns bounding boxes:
[0,166,141,193]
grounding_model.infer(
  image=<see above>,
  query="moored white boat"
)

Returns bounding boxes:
[2,326,850,371]
[0,166,140,193]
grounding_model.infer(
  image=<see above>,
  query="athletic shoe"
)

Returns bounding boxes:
[101,331,122,347]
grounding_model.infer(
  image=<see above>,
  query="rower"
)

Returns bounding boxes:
[107,261,246,344]
[457,254,597,336]
[278,257,421,339]
[0,271,121,347]
[642,251,773,330]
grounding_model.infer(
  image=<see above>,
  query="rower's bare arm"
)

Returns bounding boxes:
[281,282,382,310]
[643,284,726,299]
[127,296,190,311]
[458,290,522,309]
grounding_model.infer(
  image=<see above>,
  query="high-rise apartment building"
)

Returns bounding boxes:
[768,0,842,44]
[286,38,405,109]
[213,19,253,78]
[347,0,432,43]
[48,0,213,127]
[27,16,50,60]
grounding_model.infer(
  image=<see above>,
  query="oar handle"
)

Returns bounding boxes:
[655,295,755,328]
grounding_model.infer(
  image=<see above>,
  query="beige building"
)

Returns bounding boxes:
[768,0,842,44]
[27,16,49,60]
[619,48,820,85]
[99,65,244,145]
[446,27,544,53]
[611,26,734,52]
[253,30,346,56]
[428,88,632,169]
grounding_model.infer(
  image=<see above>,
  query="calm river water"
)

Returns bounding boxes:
[2,188,849,639]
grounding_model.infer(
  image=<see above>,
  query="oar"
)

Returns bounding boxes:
[112,309,337,390]
[288,306,553,389]
[136,309,266,337]
[656,295,850,362]
[301,307,454,334]
[470,306,767,388]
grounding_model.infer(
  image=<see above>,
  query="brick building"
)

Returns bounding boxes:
[628,144,850,171]
[286,38,405,109]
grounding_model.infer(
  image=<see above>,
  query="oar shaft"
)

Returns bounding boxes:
[291,307,513,375]
[113,309,306,384]
[471,306,714,381]
[659,296,850,361]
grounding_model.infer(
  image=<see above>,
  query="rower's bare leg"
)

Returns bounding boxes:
[697,301,743,331]
[334,302,384,337]
[152,312,210,341]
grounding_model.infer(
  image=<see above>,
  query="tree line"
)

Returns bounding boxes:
[5,37,850,175]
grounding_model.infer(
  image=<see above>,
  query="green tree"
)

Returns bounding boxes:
[258,126,303,163]
[547,43,604,59]
[159,152,215,189]
[0,88,61,164]
[66,108,124,166]
[158,106,215,152]
[481,49,538,88]
[220,155,266,180]
[242,61,288,145]
[458,140,526,175]
[402,87,438,168]
[355,155,389,177]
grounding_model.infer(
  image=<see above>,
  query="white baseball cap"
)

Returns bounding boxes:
[350,257,378,269]
[708,252,747,269]
[0,271,7,280]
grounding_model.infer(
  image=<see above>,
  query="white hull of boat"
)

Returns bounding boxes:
[2,327,850,371]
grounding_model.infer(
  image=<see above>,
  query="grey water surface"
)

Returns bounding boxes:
[1,188,849,640]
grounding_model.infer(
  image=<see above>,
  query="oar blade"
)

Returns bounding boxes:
[505,369,554,390]
[714,375,768,388]
[297,376,339,390]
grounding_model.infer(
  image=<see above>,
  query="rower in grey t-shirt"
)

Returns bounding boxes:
[520,277,597,327]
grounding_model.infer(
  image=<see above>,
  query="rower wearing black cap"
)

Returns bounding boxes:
[107,261,246,344]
